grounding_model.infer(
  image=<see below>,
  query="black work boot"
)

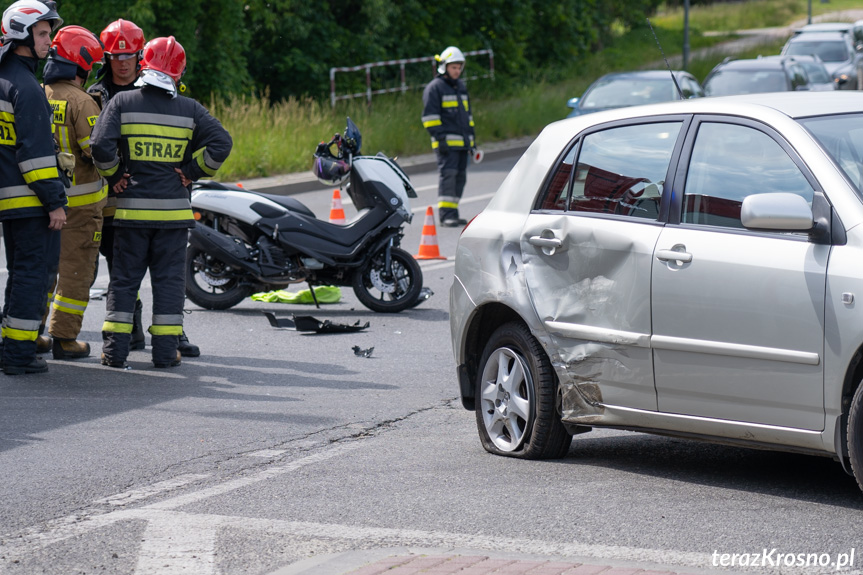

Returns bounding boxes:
[4,357,48,375]
[52,338,91,360]
[100,353,127,369]
[178,331,200,357]
[153,350,181,369]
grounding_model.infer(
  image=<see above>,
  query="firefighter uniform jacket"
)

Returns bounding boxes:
[45,80,107,208]
[421,75,475,151]
[90,86,233,229]
[0,54,67,221]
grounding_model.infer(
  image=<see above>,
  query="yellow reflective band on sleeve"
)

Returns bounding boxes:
[431,140,439,149]
[77,135,90,150]
[423,119,442,128]
[97,163,119,178]
[194,148,217,176]
[48,100,67,124]
[87,115,98,127]
[0,120,16,145]
[462,100,469,111]
[67,185,108,208]
[128,137,188,162]
[441,101,458,108]
[23,166,60,184]
[53,295,88,316]
[121,124,193,139]
[148,325,183,336]
[1,326,38,341]
[438,200,459,209]
[114,208,194,222]
[102,321,133,334]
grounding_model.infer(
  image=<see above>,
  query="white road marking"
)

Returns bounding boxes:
[94,474,211,507]
[134,512,219,575]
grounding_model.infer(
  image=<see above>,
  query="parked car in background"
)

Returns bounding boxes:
[781,31,862,89]
[703,56,810,95]
[565,70,703,118]
[761,54,836,91]
[450,91,863,493]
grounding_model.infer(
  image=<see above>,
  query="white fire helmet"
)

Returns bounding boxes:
[435,46,465,75]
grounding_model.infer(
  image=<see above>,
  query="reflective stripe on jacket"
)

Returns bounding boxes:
[45,79,107,208]
[90,85,232,228]
[0,54,67,220]
[421,75,475,151]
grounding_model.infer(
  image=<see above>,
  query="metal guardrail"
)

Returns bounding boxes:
[329,49,494,107]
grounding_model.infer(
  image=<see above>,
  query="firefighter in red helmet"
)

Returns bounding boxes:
[91,36,232,369]
[40,25,107,360]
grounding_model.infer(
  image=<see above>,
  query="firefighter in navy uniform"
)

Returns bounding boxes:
[41,25,107,360]
[91,36,232,368]
[421,46,475,227]
[0,0,67,375]
[86,19,150,353]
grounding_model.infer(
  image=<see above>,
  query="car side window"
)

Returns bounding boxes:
[569,122,682,219]
[682,122,814,228]
[536,144,577,211]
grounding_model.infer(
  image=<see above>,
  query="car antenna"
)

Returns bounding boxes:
[646,18,685,100]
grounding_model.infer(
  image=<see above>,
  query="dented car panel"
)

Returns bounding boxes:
[452,92,863,486]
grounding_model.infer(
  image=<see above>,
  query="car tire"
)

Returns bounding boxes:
[847,381,863,492]
[475,321,572,459]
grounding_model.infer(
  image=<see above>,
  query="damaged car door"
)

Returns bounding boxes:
[651,119,826,431]
[520,119,686,415]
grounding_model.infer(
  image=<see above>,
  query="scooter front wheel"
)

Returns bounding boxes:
[352,246,423,313]
[185,246,253,310]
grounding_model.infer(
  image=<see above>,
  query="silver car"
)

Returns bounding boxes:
[450,92,863,493]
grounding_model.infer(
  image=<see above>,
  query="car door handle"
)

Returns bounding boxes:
[529,236,563,248]
[656,249,692,263]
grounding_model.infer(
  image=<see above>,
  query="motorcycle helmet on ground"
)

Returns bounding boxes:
[134,36,186,98]
[100,18,144,58]
[435,46,465,75]
[50,25,103,80]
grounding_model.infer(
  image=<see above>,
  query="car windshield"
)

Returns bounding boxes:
[796,61,831,83]
[705,70,788,96]
[581,78,677,109]
[800,113,863,195]
[785,40,849,62]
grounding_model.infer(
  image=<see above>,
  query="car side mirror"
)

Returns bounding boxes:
[741,193,814,231]
[566,97,580,109]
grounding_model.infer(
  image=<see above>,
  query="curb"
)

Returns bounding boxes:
[233,136,535,196]
[267,547,739,575]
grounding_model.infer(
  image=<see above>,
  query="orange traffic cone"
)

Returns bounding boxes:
[329,190,346,224]
[414,206,447,260]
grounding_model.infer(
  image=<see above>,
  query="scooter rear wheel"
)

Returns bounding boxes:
[185,246,253,310]
[352,247,423,313]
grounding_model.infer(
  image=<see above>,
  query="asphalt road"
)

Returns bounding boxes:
[1,156,863,575]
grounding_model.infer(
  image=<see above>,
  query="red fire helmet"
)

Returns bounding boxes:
[51,25,103,71]
[139,36,185,83]
[100,18,144,56]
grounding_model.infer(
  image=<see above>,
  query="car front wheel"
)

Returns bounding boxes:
[475,321,572,459]
[847,380,863,493]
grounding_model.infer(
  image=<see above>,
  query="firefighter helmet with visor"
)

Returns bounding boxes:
[134,36,186,97]
[1,0,62,42]
[100,18,144,59]
[50,25,103,72]
[435,46,465,75]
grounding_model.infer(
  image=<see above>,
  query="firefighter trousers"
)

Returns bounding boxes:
[2,217,60,367]
[46,200,105,340]
[102,227,187,365]
[435,148,468,222]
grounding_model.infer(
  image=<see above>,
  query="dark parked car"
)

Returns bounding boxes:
[703,56,810,96]
[761,55,836,91]
[566,70,703,118]
[781,31,862,90]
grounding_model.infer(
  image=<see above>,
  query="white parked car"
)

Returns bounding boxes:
[450,92,863,493]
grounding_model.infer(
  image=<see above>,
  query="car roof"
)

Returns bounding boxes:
[595,70,692,81]
[786,31,851,42]
[713,58,791,71]
[794,22,853,34]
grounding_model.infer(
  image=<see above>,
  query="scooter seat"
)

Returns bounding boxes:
[252,192,316,219]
